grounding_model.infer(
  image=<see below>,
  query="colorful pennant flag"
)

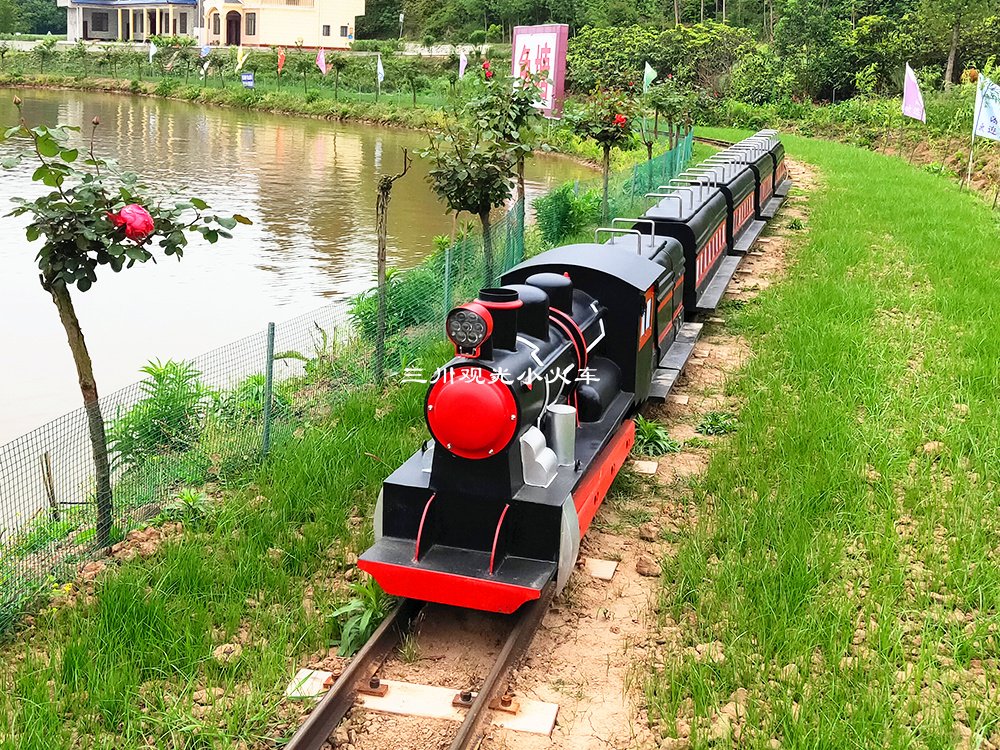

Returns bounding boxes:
[901,63,925,123]
[234,46,249,73]
[316,48,327,76]
[643,62,657,93]
[459,51,468,79]
[200,45,211,58]
[277,48,286,74]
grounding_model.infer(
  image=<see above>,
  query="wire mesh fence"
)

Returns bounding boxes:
[534,131,694,247]
[0,135,690,630]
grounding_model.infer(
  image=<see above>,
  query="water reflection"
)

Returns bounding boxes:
[0,88,594,442]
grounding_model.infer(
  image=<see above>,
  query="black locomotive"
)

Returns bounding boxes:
[358,132,791,613]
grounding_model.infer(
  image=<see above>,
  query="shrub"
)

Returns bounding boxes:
[533,182,601,245]
[108,360,213,469]
[214,373,292,425]
[349,267,442,343]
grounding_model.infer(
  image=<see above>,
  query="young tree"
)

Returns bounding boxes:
[99,44,123,79]
[395,57,428,106]
[33,37,58,75]
[0,42,11,72]
[422,124,515,285]
[2,101,249,547]
[69,39,91,77]
[568,89,637,221]
[465,60,548,236]
[293,53,312,93]
[328,53,348,100]
[374,149,411,384]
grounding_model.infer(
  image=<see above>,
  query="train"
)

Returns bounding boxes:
[358,131,792,614]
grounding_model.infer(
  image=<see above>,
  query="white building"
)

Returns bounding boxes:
[59,0,203,42]
[60,0,366,48]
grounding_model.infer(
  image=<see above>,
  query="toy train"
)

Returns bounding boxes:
[358,131,792,613]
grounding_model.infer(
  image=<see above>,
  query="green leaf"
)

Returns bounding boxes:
[25,226,40,242]
[37,137,60,158]
[1,155,21,169]
[3,125,22,140]
[31,165,52,183]
[216,216,237,230]
[190,198,209,210]
[77,277,92,292]
[60,149,79,163]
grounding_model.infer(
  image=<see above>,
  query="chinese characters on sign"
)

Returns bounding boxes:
[401,366,600,386]
[511,24,569,118]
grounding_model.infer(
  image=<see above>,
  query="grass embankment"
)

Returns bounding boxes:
[0,352,442,749]
[646,128,1000,747]
[0,71,689,170]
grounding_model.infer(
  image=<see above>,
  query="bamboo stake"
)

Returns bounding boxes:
[41,451,60,522]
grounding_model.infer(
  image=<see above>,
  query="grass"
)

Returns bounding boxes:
[0,356,442,749]
[644,127,1000,748]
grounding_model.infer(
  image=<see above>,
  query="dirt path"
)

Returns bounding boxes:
[477,160,817,750]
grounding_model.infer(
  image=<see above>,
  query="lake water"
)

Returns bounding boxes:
[0,88,592,445]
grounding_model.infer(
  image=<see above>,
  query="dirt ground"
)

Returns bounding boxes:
[312,161,816,750]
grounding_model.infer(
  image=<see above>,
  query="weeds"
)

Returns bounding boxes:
[332,578,395,657]
[157,488,213,525]
[695,411,738,436]
[634,415,682,456]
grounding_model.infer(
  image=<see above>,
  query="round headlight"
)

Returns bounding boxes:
[445,304,492,355]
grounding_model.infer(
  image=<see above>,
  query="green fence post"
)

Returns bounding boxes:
[443,241,452,312]
[262,321,275,458]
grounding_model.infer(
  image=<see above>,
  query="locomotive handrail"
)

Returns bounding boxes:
[667,176,710,199]
[611,218,657,251]
[595,227,646,255]
[656,184,697,209]
[645,192,685,217]
[683,166,729,183]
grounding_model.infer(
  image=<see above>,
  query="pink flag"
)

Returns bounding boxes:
[459,51,468,79]
[902,62,925,123]
[316,49,328,76]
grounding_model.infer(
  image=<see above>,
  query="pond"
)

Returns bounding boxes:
[0,88,593,444]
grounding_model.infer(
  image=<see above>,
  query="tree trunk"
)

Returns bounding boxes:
[335,69,340,100]
[654,110,659,139]
[479,209,494,285]
[411,82,417,107]
[700,0,704,22]
[516,155,526,255]
[944,18,961,89]
[48,279,113,548]
[375,182,390,385]
[674,0,680,25]
[601,144,611,223]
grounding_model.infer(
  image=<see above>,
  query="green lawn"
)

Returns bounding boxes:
[645,128,1000,748]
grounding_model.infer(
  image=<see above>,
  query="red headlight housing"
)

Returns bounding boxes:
[445,303,493,358]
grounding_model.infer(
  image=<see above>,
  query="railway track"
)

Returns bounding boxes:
[284,584,556,750]
[693,135,736,148]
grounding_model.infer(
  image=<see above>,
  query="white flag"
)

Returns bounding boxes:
[148,41,157,64]
[376,54,385,84]
[973,75,1000,143]
[901,62,925,123]
[459,51,468,79]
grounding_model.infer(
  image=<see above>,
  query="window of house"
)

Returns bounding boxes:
[340,25,348,36]
[322,25,330,36]
[91,12,109,32]
[135,13,143,32]
[179,13,187,34]
[245,13,256,35]
[212,13,220,34]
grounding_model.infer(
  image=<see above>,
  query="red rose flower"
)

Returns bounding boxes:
[667,73,673,79]
[614,113,627,128]
[482,60,491,70]
[109,203,155,242]
[485,69,493,79]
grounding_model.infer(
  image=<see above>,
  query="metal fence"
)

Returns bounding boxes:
[0,136,691,630]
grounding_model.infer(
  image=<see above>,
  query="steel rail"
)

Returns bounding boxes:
[283,597,424,750]
[448,583,556,750]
